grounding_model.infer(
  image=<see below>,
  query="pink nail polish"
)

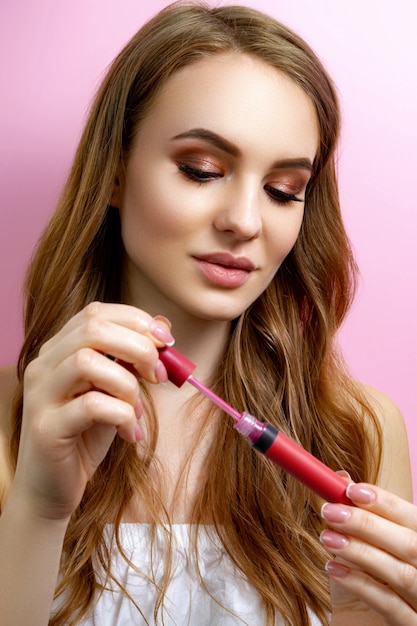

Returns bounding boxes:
[150,322,175,345]
[321,503,351,523]
[153,314,172,329]
[325,560,349,578]
[155,360,168,384]
[346,483,376,504]
[320,530,349,549]
[134,399,143,419]
[135,423,143,442]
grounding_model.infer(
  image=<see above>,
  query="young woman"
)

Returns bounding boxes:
[0,2,415,625]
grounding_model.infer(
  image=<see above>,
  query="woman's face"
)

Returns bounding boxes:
[113,52,319,321]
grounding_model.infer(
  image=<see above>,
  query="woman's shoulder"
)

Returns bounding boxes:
[357,382,408,440]
[355,382,413,501]
[0,364,18,510]
[356,381,402,420]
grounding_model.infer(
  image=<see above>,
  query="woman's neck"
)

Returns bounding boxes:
[149,315,232,428]
[169,318,231,382]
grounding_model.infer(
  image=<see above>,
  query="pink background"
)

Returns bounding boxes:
[1,1,416,498]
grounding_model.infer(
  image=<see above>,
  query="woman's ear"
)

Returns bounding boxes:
[109,166,124,208]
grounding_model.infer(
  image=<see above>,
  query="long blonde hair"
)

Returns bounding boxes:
[11,2,381,625]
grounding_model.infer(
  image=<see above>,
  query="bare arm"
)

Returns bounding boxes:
[0,493,69,626]
[2,366,63,626]
[0,304,174,625]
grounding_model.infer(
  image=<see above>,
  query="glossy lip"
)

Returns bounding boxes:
[194,252,256,271]
[193,252,256,288]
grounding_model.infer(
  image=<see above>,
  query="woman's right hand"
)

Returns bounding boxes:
[10,302,174,523]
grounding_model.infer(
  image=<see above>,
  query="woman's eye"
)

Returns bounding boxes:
[264,184,304,205]
[178,164,221,181]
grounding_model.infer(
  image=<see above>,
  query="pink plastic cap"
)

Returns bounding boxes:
[158,346,196,387]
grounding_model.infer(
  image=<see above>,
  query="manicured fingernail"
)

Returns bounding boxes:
[321,503,351,523]
[150,321,175,345]
[134,399,143,419]
[325,560,349,578]
[320,530,349,549]
[153,315,172,328]
[155,359,168,384]
[346,483,376,504]
[336,469,352,480]
[135,423,143,442]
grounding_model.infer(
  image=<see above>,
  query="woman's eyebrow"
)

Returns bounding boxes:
[171,128,240,157]
[272,157,314,172]
[171,127,314,172]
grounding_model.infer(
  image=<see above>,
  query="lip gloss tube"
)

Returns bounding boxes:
[233,412,351,504]
[158,346,352,504]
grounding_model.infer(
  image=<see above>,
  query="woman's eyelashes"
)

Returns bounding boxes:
[264,184,304,205]
[178,163,222,181]
[177,161,306,205]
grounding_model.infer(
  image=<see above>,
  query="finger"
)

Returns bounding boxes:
[41,302,155,344]
[320,525,417,609]
[47,390,139,445]
[37,318,168,384]
[321,499,417,568]
[328,562,417,626]
[40,302,174,363]
[346,482,417,529]
[27,349,141,408]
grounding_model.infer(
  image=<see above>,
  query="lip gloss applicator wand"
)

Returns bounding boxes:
[158,346,352,505]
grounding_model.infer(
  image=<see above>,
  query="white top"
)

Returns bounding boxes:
[69,524,326,625]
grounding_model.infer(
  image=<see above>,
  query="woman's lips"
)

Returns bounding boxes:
[194,253,255,287]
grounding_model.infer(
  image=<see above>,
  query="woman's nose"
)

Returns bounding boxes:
[213,182,263,240]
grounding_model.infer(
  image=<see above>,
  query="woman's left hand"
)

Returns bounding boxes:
[322,482,417,625]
